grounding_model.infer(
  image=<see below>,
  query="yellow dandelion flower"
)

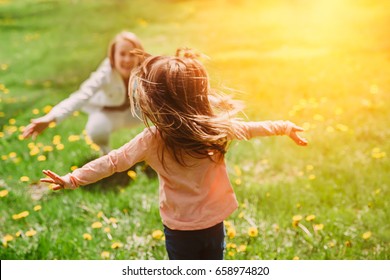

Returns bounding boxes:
[127,170,137,180]
[25,229,37,237]
[227,227,236,239]
[84,135,93,145]
[234,165,242,176]
[52,135,61,145]
[56,144,64,150]
[0,189,9,197]
[1,155,8,160]
[111,242,123,249]
[308,174,316,180]
[293,256,300,260]
[224,220,232,228]
[37,155,46,161]
[314,224,324,231]
[20,176,30,182]
[15,231,22,237]
[43,105,52,114]
[0,132,4,139]
[9,152,17,158]
[91,222,103,229]
[70,166,78,171]
[72,111,80,117]
[29,147,40,156]
[48,122,56,128]
[32,108,40,115]
[97,211,103,218]
[345,240,352,247]
[371,148,386,159]
[104,227,111,233]
[228,251,235,257]
[101,251,110,259]
[4,234,14,242]
[137,18,148,27]
[306,165,314,171]
[362,231,372,240]
[152,230,164,240]
[12,211,29,220]
[328,241,336,248]
[1,64,8,71]
[226,243,237,250]
[305,215,316,222]
[33,205,41,211]
[68,135,80,142]
[248,227,258,237]
[235,178,242,185]
[292,215,302,227]
[8,118,16,125]
[238,211,245,219]
[83,233,92,240]
[237,245,247,252]
[90,143,100,151]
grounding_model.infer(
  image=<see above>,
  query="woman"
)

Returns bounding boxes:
[23,31,145,154]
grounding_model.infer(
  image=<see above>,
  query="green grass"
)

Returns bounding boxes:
[1,0,389,260]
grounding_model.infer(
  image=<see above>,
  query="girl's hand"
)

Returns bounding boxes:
[22,115,55,140]
[40,170,71,190]
[288,124,308,146]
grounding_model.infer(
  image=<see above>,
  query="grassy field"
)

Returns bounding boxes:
[0,0,389,260]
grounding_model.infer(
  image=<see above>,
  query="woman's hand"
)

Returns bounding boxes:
[22,115,55,140]
[40,170,73,190]
[288,124,308,146]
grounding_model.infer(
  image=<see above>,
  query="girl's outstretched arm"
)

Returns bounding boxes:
[232,120,308,146]
[40,127,151,190]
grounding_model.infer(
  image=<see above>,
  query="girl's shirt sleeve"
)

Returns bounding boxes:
[231,120,294,140]
[46,59,112,123]
[65,128,150,188]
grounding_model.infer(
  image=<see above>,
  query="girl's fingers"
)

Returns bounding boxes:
[42,170,65,185]
[51,185,64,191]
[290,132,308,146]
[292,125,304,132]
[40,178,55,184]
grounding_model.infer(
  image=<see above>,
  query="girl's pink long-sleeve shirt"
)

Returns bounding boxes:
[65,120,293,230]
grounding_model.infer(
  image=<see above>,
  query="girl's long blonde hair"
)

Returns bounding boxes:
[129,48,241,167]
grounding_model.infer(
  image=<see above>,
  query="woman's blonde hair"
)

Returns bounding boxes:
[129,48,241,167]
[108,31,144,68]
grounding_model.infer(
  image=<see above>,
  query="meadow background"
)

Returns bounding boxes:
[0,0,389,260]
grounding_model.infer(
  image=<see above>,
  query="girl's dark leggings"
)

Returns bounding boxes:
[163,222,225,260]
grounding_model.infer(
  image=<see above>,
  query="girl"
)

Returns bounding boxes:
[23,31,145,154]
[40,49,308,260]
